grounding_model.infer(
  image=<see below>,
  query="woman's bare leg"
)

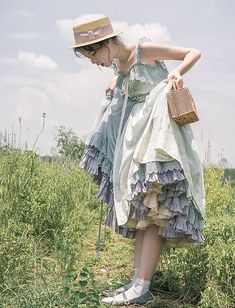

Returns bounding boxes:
[101,225,162,304]
[138,224,162,281]
[102,229,145,297]
[133,229,145,270]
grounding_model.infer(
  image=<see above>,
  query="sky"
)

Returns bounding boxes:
[0,0,234,166]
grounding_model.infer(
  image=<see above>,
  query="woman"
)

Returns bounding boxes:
[70,16,206,306]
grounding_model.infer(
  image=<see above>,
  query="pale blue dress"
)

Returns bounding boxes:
[79,37,205,256]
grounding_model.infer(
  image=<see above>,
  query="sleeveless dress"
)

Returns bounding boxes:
[79,37,206,256]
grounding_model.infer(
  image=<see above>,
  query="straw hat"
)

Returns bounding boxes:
[69,16,122,48]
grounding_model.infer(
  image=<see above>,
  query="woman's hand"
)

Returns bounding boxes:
[167,69,184,89]
[105,77,117,96]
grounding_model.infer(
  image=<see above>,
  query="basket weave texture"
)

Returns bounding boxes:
[166,87,199,126]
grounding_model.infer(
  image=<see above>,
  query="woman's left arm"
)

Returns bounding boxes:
[141,42,201,88]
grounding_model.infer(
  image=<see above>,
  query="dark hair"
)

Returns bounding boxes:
[73,35,122,60]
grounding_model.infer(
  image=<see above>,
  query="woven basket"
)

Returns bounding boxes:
[166,85,199,126]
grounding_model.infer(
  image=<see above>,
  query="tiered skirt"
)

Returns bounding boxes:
[79,143,205,248]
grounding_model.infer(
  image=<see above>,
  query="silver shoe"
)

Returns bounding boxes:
[102,284,131,297]
[101,291,153,306]
[101,291,130,305]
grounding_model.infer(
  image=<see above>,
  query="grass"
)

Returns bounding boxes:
[76,222,198,308]
[0,148,234,307]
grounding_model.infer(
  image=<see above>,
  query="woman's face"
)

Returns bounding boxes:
[79,41,114,67]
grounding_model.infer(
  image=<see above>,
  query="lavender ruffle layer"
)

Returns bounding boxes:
[79,144,205,244]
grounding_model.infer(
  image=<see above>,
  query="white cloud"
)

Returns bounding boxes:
[8,32,48,40]
[0,52,58,70]
[17,51,58,70]
[44,65,112,109]
[113,21,171,42]
[55,14,170,43]
[56,13,105,41]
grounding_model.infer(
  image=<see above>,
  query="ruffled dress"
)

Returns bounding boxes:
[79,37,205,256]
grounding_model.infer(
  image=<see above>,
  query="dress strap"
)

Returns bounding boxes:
[135,38,142,63]
[135,37,152,64]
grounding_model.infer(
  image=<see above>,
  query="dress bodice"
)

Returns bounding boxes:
[113,37,169,102]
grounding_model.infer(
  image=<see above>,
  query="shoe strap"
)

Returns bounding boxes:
[122,292,130,305]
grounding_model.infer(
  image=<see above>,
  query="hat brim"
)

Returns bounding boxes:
[67,31,123,49]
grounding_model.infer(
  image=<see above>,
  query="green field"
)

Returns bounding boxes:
[0,147,234,307]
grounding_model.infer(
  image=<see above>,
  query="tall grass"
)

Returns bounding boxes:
[0,146,234,307]
[0,146,101,307]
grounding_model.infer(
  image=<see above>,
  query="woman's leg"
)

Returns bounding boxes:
[133,229,145,270]
[138,224,162,280]
[102,229,145,297]
[102,224,162,304]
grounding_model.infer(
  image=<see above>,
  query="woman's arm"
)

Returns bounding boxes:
[141,42,201,88]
